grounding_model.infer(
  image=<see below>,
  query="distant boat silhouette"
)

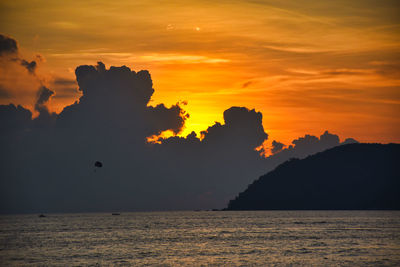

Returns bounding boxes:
[38,214,46,218]
[112,213,120,215]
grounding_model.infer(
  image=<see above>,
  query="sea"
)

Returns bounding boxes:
[0,211,399,266]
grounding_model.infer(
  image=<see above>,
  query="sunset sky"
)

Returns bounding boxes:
[1,0,399,145]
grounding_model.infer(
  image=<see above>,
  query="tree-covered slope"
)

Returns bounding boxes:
[226,144,400,210]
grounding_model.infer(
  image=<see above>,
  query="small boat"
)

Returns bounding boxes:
[38,214,46,218]
[112,213,120,216]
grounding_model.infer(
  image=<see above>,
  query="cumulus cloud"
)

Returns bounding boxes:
[147,104,189,135]
[0,60,358,213]
[200,107,267,151]
[266,131,359,168]
[0,61,192,213]
[57,62,187,137]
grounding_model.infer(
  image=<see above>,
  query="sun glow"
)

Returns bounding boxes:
[0,0,399,144]
[146,130,176,144]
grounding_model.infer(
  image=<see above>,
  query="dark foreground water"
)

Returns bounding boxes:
[1,211,399,266]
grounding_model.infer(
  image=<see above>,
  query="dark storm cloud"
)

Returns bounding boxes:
[0,34,17,55]
[0,61,358,213]
[271,140,285,154]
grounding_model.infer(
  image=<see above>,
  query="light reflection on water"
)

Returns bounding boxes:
[1,211,399,266]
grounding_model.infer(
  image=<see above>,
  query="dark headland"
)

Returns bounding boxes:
[226,143,400,210]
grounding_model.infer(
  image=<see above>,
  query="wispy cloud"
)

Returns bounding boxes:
[139,54,229,64]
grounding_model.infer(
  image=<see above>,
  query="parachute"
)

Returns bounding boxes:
[94,161,103,169]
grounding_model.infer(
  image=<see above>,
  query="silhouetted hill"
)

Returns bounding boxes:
[226,144,400,210]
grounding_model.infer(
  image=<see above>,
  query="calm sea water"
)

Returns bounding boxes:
[0,211,399,266]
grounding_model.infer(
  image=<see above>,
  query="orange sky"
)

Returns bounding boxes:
[0,0,399,145]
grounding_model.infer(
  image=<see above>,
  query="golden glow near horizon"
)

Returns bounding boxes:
[0,0,399,145]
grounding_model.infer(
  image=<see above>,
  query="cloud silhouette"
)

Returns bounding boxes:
[20,59,37,74]
[57,62,186,137]
[35,86,54,111]
[0,34,17,55]
[0,34,38,75]
[0,60,358,213]
[271,140,285,154]
[32,86,57,128]
[201,107,267,151]
[265,131,359,169]
[0,34,42,106]
[342,137,359,145]
[0,104,32,132]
